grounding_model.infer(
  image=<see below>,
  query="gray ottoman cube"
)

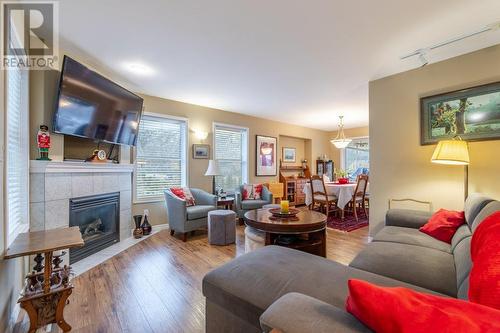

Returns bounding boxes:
[208,210,236,245]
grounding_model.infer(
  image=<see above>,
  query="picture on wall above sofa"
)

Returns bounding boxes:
[256,135,277,176]
[421,81,500,145]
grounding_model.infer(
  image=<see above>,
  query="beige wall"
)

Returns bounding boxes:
[29,69,64,160]
[279,135,308,166]
[133,94,332,225]
[369,44,500,235]
[328,126,369,170]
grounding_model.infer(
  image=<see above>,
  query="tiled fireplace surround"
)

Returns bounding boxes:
[29,161,134,250]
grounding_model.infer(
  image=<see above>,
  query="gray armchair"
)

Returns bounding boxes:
[164,188,217,242]
[235,185,273,220]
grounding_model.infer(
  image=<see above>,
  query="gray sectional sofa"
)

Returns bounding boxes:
[202,193,500,332]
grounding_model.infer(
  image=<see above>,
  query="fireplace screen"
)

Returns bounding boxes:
[69,192,120,264]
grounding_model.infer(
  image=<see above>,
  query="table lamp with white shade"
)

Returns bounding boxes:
[431,139,470,200]
[205,160,221,194]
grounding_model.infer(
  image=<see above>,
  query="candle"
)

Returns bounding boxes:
[280,200,289,214]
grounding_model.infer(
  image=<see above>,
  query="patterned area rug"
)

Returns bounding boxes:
[327,211,369,232]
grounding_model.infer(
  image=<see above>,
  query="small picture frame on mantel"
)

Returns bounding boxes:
[193,144,210,159]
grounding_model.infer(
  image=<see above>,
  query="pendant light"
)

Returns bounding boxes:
[330,116,352,149]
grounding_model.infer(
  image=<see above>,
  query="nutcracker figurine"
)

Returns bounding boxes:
[36,125,51,160]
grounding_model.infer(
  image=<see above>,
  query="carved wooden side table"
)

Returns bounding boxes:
[5,227,84,333]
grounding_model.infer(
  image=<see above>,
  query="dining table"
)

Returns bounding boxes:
[303,181,369,217]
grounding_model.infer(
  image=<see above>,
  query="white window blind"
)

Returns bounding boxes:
[6,64,29,245]
[135,114,187,202]
[214,124,248,193]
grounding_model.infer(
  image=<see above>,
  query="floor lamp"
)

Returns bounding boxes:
[205,160,221,195]
[431,139,470,200]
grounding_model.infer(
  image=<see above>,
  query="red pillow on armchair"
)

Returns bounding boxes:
[345,279,500,333]
[242,184,263,200]
[169,187,196,206]
[469,211,500,310]
[419,208,465,243]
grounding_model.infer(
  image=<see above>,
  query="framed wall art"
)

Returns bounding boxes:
[421,81,500,145]
[256,135,277,176]
[193,144,210,159]
[282,147,296,163]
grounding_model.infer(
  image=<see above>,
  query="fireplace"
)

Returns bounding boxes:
[69,192,120,264]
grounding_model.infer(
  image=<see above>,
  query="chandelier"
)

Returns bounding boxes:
[330,116,352,149]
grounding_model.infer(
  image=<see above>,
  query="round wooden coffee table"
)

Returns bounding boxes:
[244,209,327,257]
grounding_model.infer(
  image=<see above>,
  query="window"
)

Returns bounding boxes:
[135,114,187,202]
[343,137,369,180]
[5,63,30,245]
[213,123,248,193]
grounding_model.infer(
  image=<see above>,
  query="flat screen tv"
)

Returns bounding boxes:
[53,56,143,146]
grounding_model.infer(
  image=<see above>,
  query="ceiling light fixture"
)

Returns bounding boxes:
[330,116,352,149]
[400,21,500,66]
[122,62,154,76]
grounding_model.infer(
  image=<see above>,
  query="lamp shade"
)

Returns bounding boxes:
[204,160,221,176]
[431,140,469,165]
[330,138,352,149]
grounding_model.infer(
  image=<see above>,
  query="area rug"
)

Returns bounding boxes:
[327,211,369,232]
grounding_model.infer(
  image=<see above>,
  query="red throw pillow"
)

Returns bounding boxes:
[169,187,195,206]
[242,184,263,200]
[469,211,500,310]
[346,279,500,333]
[419,208,465,243]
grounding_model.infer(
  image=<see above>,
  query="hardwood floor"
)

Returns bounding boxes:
[13,224,369,333]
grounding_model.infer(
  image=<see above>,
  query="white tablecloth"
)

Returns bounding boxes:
[303,182,369,210]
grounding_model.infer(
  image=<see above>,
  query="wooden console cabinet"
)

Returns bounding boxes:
[279,162,310,206]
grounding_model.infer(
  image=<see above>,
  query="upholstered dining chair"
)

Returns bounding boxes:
[347,174,369,221]
[310,175,338,216]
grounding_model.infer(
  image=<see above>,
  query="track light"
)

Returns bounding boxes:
[418,51,429,67]
[400,21,500,67]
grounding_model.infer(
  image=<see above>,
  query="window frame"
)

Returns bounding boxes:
[133,112,189,204]
[212,122,249,193]
[341,136,369,171]
[4,56,30,247]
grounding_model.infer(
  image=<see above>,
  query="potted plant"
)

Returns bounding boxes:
[335,169,349,184]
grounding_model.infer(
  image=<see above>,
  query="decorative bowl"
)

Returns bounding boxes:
[338,178,349,184]
[269,207,300,218]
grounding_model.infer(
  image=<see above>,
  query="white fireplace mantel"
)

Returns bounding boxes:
[30,160,135,174]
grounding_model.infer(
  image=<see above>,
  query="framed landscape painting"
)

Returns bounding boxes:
[193,144,210,159]
[282,147,296,163]
[256,135,277,176]
[421,81,500,145]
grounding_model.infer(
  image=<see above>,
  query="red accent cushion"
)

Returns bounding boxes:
[419,208,465,243]
[242,184,263,200]
[169,187,195,206]
[346,279,500,333]
[469,211,500,310]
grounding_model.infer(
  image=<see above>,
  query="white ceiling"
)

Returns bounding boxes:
[58,0,500,131]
